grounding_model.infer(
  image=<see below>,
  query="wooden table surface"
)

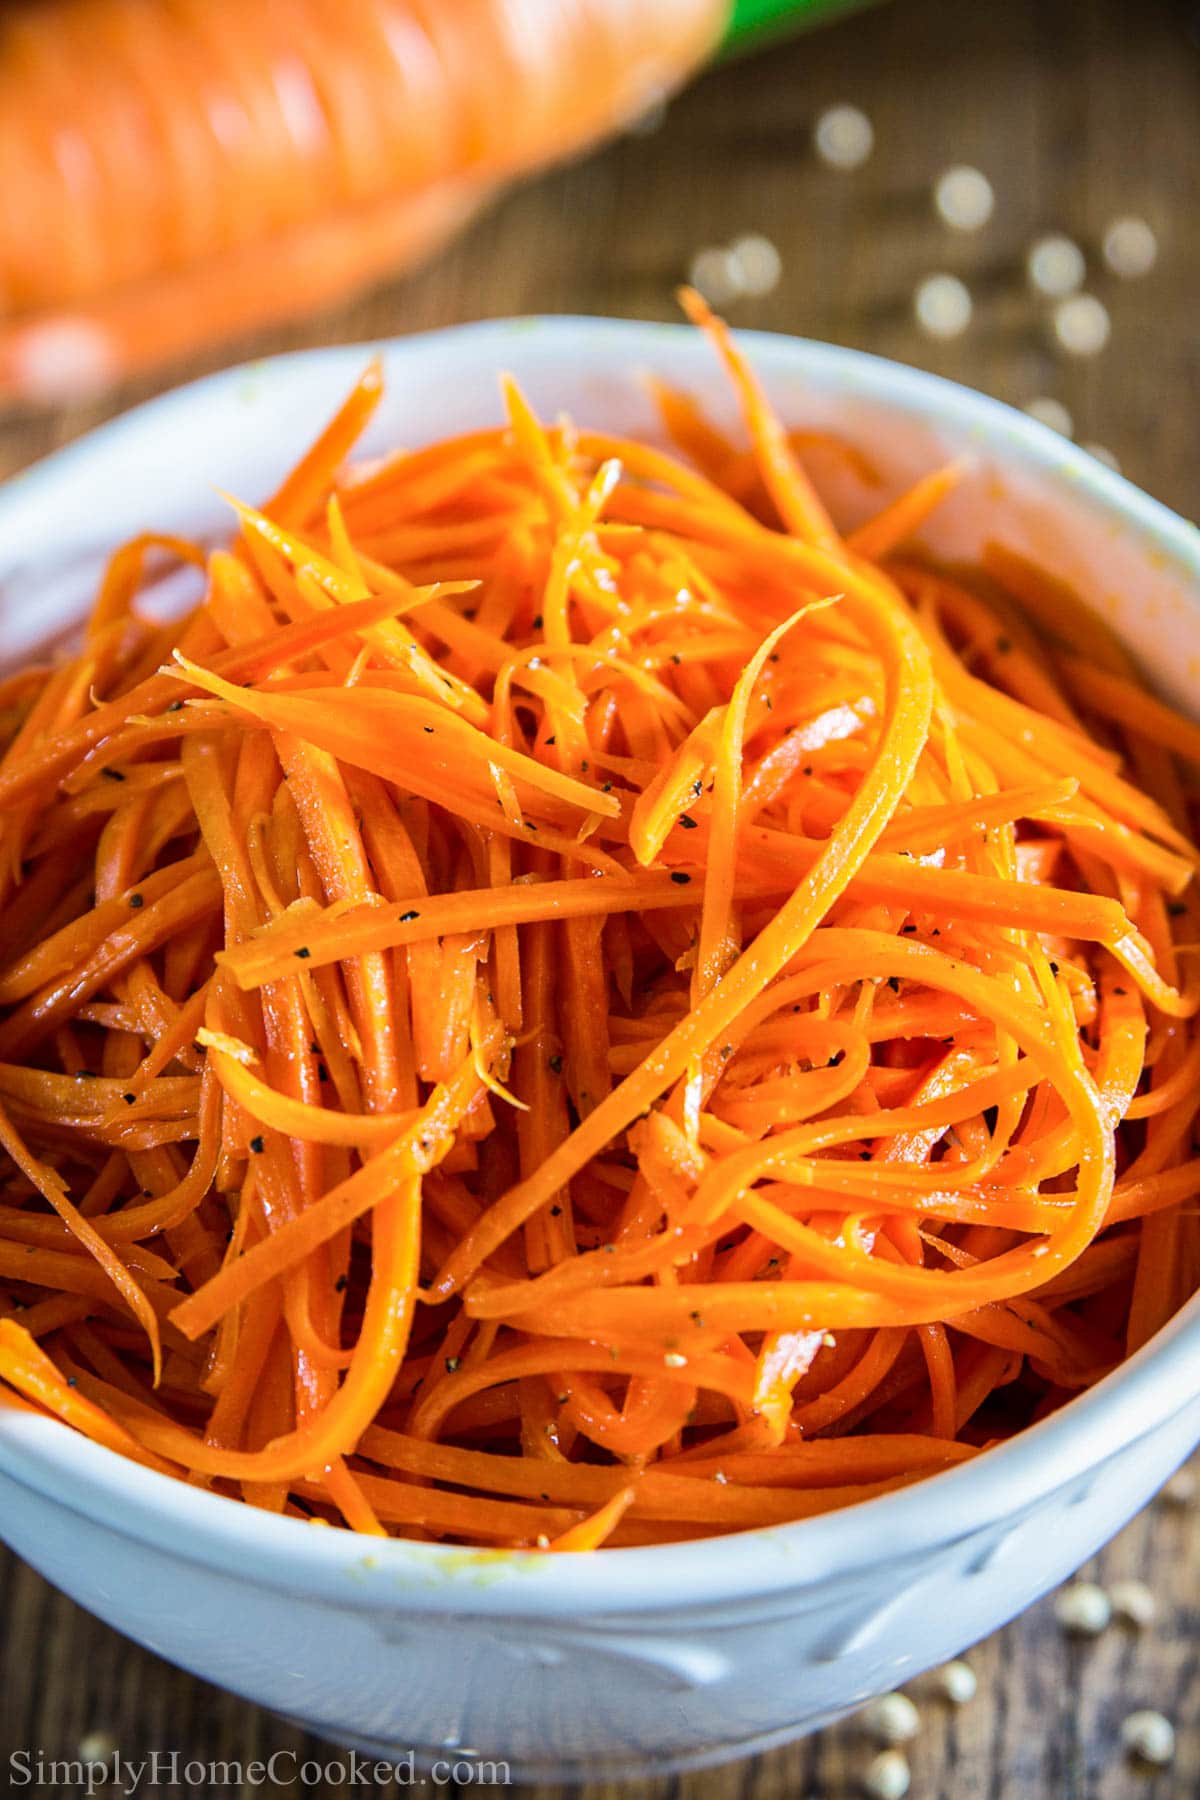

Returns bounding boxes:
[1,0,1197,1794]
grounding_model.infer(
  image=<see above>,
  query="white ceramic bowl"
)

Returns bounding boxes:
[1,320,1199,1783]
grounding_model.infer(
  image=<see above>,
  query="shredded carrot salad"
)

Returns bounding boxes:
[0,299,1198,1552]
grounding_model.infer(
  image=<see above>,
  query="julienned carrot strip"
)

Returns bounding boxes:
[169,1046,490,1342]
[547,1484,639,1551]
[846,462,965,562]
[213,843,1148,994]
[679,288,840,550]
[265,358,384,529]
[1058,653,1200,767]
[0,1101,164,1381]
[696,610,808,999]
[199,1033,418,1148]
[0,315,1196,1548]
[169,658,620,823]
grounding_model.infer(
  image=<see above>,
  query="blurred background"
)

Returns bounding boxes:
[0,0,1196,515]
[0,0,1198,1794]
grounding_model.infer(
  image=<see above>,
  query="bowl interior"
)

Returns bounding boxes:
[1,316,1199,1607]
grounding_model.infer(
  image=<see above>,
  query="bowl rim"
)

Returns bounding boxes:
[2,315,1199,1615]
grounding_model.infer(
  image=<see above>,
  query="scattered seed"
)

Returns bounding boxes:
[1081,442,1120,472]
[861,1692,920,1747]
[663,1352,688,1369]
[78,1731,117,1770]
[729,233,783,297]
[688,246,745,308]
[249,1135,264,1155]
[1026,233,1086,298]
[863,1748,911,1800]
[934,164,994,232]
[444,1356,461,1373]
[914,273,972,340]
[1054,1579,1112,1635]
[670,871,691,885]
[1024,396,1074,438]
[1162,1466,1196,1506]
[1053,293,1111,357]
[933,1660,977,1704]
[1102,215,1158,279]
[1109,1578,1156,1628]
[1120,1709,1175,1767]
[813,103,874,171]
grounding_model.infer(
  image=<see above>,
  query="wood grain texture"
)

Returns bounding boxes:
[0,0,1197,1794]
